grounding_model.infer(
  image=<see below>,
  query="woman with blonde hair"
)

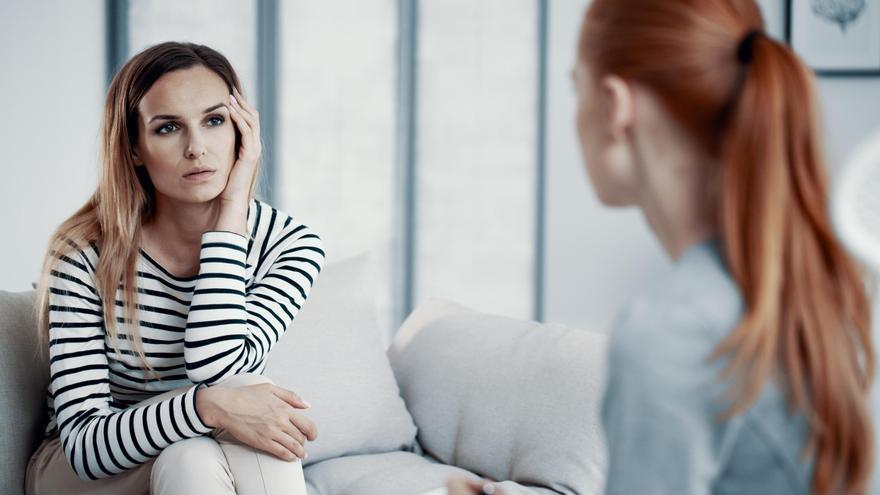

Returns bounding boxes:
[449,0,876,493]
[26,41,324,494]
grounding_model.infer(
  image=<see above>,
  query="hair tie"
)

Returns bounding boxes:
[737,29,762,64]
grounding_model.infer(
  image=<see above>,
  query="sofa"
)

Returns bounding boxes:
[0,252,609,495]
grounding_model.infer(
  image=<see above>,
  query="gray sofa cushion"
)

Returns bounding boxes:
[388,299,608,495]
[266,252,419,466]
[0,290,48,494]
[304,450,475,495]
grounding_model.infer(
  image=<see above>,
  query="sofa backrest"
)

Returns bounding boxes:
[266,252,419,466]
[0,290,49,494]
[388,298,609,495]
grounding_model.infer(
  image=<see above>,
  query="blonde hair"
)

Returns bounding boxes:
[36,41,248,376]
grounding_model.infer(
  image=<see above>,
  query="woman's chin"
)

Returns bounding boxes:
[597,194,633,208]
[588,183,625,207]
[173,187,225,205]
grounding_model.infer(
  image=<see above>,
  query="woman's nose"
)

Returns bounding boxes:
[185,140,206,159]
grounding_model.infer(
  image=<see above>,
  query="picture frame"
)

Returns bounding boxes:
[786,0,880,76]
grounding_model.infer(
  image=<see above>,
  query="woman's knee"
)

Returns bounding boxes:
[217,442,308,495]
[151,437,233,493]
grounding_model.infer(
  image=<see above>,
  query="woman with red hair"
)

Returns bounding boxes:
[449,0,876,494]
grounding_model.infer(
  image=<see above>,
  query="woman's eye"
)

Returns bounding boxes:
[156,123,178,135]
[155,117,223,135]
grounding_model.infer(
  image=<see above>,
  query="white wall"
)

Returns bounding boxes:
[542,0,670,333]
[0,0,105,291]
[278,0,397,336]
[542,0,880,333]
[818,78,880,175]
[414,0,537,320]
[2,0,878,329]
[128,0,258,108]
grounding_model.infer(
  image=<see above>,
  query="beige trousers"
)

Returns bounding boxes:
[25,373,308,495]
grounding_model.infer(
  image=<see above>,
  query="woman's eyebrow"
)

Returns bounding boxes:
[148,102,228,123]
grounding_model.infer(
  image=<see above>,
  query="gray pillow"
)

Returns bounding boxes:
[388,299,608,495]
[266,252,418,466]
[0,290,48,495]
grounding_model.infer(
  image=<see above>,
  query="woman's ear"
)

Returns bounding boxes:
[600,75,635,143]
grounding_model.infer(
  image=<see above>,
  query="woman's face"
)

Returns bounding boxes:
[572,56,638,207]
[134,65,236,206]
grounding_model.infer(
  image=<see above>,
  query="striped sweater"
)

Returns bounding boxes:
[43,198,325,480]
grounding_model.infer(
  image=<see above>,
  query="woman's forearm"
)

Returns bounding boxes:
[184,230,250,384]
[186,209,324,385]
[213,200,249,236]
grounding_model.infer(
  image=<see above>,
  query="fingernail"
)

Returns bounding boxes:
[230,94,238,105]
[303,400,312,409]
[304,452,309,460]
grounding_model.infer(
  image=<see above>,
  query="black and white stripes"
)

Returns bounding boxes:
[44,199,324,480]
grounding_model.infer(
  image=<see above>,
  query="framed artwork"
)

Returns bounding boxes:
[786,0,880,76]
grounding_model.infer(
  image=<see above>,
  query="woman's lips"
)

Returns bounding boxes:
[183,170,216,181]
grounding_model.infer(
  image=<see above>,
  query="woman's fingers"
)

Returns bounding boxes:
[446,477,499,495]
[227,99,253,148]
[227,97,260,166]
[273,430,306,460]
[285,418,307,445]
[229,93,254,129]
[230,88,260,132]
[228,95,252,135]
[446,477,486,495]
[290,412,318,442]
[268,438,301,462]
[232,87,260,126]
[272,385,311,410]
[217,385,317,464]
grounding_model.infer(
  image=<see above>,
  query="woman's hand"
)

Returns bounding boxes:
[214,86,261,235]
[196,383,316,461]
[446,477,505,495]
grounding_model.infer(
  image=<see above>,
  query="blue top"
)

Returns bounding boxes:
[600,237,815,494]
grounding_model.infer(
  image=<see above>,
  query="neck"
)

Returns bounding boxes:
[143,195,222,259]
[641,202,716,261]
[632,132,718,261]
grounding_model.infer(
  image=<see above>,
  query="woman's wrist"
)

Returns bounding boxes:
[195,386,226,428]
[213,199,249,236]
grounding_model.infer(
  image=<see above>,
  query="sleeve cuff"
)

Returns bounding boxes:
[202,230,249,247]
[186,382,214,435]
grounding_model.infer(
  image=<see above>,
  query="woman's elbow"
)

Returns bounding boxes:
[63,449,103,481]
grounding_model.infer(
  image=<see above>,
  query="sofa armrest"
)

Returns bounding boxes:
[389,299,608,495]
[0,290,49,495]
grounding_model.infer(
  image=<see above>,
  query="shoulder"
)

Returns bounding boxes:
[49,238,100,279]
[615,240,742,348]
[46,238,103,306]
[608,239,744,391]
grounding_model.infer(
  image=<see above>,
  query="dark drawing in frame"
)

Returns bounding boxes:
[786,0,880,76]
